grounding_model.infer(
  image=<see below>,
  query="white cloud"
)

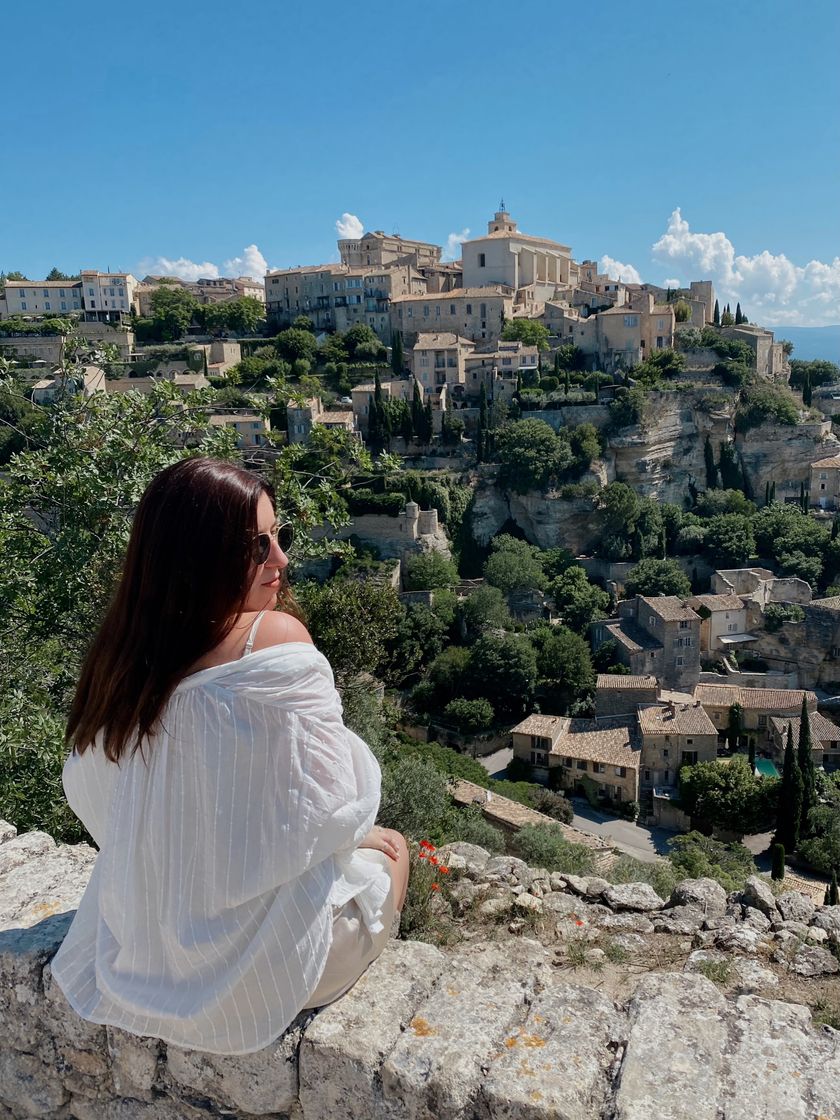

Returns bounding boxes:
[443,228,470,262]
[651,208,840,327]
[223,244,268,280]
[137,244,270,283]
[663,277,682,288]
[137,255,220,282]
[599,255,642,285]
[335,212,364,240]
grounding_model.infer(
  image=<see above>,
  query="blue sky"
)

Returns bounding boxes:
[3,0,838,326]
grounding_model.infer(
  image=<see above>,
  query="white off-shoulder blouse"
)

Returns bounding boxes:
[51,643,391,1054]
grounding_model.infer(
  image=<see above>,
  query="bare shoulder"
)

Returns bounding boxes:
[252,610,314,651]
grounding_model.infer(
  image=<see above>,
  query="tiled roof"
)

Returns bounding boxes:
[637,702,718,737]
[603,619,661,654]
[693,684,817,711]
[318,411,354,424]
[392,287,512,302]
[551,717,641,768]
[639,596,700,623]
[413,332,474,349]
[811,456,840,469]
[691,594,745,612]
[511,714,566,739]
[769,713,840,746]
[596,674,658,690]
[812,596,840,610]
[468,229,572,251]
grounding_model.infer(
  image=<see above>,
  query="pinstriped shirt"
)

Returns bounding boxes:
[51,643,390,1055]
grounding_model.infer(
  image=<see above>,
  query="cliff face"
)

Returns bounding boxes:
[2,823,840,1120]
[469,481,604,554]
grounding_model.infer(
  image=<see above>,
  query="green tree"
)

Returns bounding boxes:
[771,843,786,881]
[668,832,756,893]
[828,870,839,906]
[403,552,458,591]
[443,697,495,734]
[501,319,550,351]
[703,514,755,567]
[464,634,538,719]
[802,371,813,406]
[674,300,692,323]
[411,381,425,442]
[713,299,721,326]
[149,285,198,340]
[797,698,818,837]
[789,358,840,390]
[483,535,547,594]
[774,723,803,854]
[678,755,778,834]
[494,418,573,492]
[459,585,513,639]
[224,296,266,336]
[530,625,595,712]
[704,435,718,489]
[297,579,401,688]
[276,327,319,364]
[391,330,404,375]
[46,267,77,281]
[382,603,449,687]
[727,703,744,751]
[624,558,691,599]
[550,566,610,632]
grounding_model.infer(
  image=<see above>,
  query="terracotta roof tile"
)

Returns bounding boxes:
[637,703,718,737]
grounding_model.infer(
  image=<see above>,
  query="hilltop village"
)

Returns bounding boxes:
[3,206,840,871]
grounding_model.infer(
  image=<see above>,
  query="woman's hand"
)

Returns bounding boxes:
[358,825,401,862]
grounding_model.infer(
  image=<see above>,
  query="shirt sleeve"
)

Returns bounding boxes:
[62,739,118,849]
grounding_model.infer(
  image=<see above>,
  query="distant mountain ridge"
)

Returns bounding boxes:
[765,325,840,364]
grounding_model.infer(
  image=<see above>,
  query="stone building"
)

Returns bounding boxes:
[337,230,441,271]
[206,412,270,449]
[411,333,475,394]
[770,712,840,772]
[810,454,840,510]
[2,272,138,322]
[350,376,422,436]
[390,287,514,348]
[460,207,577,300]
[510,713,640,804]
[692,684,818,748]
[637,701,718,796]
[719,323,789,380]
[573,293,675,374]
[593,596,701,691]
[286,397,357,444]
[594,674,659,718]
[689,592,754,655]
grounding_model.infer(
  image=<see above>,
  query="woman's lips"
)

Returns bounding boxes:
[263,575,281,587]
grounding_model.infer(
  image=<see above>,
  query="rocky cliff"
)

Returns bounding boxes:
[2,823,840,1120]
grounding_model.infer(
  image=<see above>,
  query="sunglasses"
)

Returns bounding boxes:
[254,522,294,565]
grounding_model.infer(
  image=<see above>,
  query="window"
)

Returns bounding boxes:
[757,715,767,729]
[657,318,666,329]
[576,760,587,771]
[450,304,456,315]
[624,315,638,327]
[679,620,690,629]
[45,302,50,310]
[88,288,95,296]
[593,762,606,774]
[20,302,26,311]
[728,623,737,631]
[648,616,656,627]
[478,253,486,267]
[60,301,66,310]
[423,306,429,317]
[676,657,684,667]
[59,289,65,297]
[530,751,548,766]
[681,751,698,765]
[564,756,573,767]
[663,748,669,758]
[480,303,486,318]
[644,769,651,781]
[43,289,48,297]
[466,304,472,315]
[615,766,627,778]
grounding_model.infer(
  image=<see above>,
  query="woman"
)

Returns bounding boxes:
[51,457,410,1055]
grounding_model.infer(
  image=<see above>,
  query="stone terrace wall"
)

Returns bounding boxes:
[3,822,840,1120]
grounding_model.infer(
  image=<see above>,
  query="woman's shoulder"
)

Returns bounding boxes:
[251,610,314,653]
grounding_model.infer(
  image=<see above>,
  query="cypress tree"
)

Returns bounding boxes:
[368,375,384,449]
[830,870,839,906]
[727,703,744,752]
[411,380,424,440]
[748,737,756,772]
[771,843,785,881]
[564,366,571,396]
[832,514,840,541]
[554,351,561,377]
[477,383,488,463]
[735,302,743,325]
[423,400,433,444]
[797,697,818,838]
[391,331,404,376]
[802,371,812,406]
[770,481,776,502]
[764,481,770,507]
[704,435,718,489]
[713,299,720,326]
[774,723,803,853]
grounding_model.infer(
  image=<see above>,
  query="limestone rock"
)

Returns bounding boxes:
[0,820,17,845]
[380,941,549,1120]
[776,890,816,924]
[740,876,778,919]
[812,905,840,934]
[786,944,840,977]
[712,926,768,955]
[513,893,542,915]
[730,958,779,993]
[540,891,580,915]
[478,896,513,919]
[436,842,491,878]
[479,983,624,1120]
[600,912,656,934]
[560,873,589,896]
[584,876,611,900]
[653,906,706,935]
[741,906,772,933]
[603,883,665,913]
[299,939,447,1120]
[669,877,728,918]
[484,856,532,887]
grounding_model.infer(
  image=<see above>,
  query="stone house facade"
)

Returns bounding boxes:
[594,674,659,718]
[810,455,840,510]
[636,701,718,795]
[689,593,754,654]
[460,209,576,300]
[510,714,640,804]
[770,712,840,772]
[390,287,514,349]
[593,596,701,691]
[692,684,818,748]
[411,333,475,394]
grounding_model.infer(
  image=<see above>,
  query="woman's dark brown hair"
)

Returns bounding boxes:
[66,457,290,762]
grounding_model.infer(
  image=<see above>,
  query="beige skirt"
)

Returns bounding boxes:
[302,849,397,1009]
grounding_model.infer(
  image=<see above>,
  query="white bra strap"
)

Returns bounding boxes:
[242,610,268,657]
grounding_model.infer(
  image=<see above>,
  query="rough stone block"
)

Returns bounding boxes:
[166,1007,315,1116]
[69,1096,212,1119]
[381,941,549,1120]
[0,839,96,932]
[0,1048,70,1117]
[669,877,727,917]
[776,891,816,924]
[613,973,728,1120]
[0,820,17,845]
[812,905,840,934]
[106,1028,161,1101]
[0,913,75,1052]
[299,939,447,1120]
[603,883,664,913]
[480,983,624,1120]
[740,876,778,919]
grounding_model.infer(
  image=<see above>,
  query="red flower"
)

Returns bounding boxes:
[430,883,440,891]
[418,851,427,860]
[429,855,439,866]
[575,919,584,927]
[439,866,451,875]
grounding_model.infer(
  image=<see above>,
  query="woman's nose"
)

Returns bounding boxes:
[268,538,289,567]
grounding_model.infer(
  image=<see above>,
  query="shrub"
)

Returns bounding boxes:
[345,488,405,516]
[443,697,495,734]
[624,558,691,599]
[529,787,575,823]
[510,824,596,874]
[442,806,505,853]
[667,831,757,892]
[403,552,458,591]
[735,384,800,431]
[764,603,805,632]
[377,757,452,841]
[606,854,678,900]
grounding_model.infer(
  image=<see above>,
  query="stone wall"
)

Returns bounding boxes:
[3,823,840,1119]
